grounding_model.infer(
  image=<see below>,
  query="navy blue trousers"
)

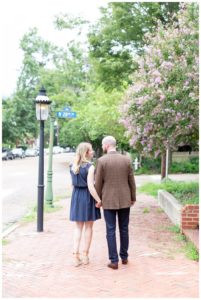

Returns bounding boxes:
[103,208,130,263]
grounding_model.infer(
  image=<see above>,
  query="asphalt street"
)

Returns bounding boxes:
[2,153,74,231]
[2,152,198,232]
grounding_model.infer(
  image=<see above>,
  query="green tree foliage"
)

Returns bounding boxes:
[2,28,57,147]
[2,26,88,147]
[17,27,56,93]
[2,94,37,146]
[88,2,180,90]
[59,85,129,155]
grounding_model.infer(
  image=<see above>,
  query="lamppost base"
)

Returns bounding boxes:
[46,202,54,208]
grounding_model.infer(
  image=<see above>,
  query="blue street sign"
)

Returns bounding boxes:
[56,111,77,118]
[57,111,64,118]
[68,112,77,118]
[63,107,71,112]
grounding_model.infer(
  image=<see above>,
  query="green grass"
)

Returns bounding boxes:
[139,180,199,205]
[156,207,164,213]
[21,202,63,223]
[21,208,37,223]
[139,182,162,197]
[44,204,62,213]
[167,225,180,233]
[166,225,199,261]
[2,239,10,246]
[185,241,199,261]
[143,207,150,213]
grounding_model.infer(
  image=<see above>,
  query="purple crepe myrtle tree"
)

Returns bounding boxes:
[120,3,199,178]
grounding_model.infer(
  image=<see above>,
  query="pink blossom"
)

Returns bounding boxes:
[152,70,161,77]
[130,136,138,146]
[160,94,165,101]
[154,77,162,84]
[175,112,182,121]
[161,61,174,70]
[189,92,195,97]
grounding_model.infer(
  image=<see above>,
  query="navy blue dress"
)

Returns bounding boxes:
[69,163,101,222]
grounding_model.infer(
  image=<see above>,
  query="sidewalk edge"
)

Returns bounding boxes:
[2,224,20,239]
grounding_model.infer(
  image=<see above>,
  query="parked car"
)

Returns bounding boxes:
[64,147,71,152]
[44,148,49,155]
[25,148,38,157]
[53,146,63,154]
[2,149,15,160]
[11,148,26,159]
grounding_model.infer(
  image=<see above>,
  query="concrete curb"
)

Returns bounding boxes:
[2,223,20,239]
[158,189,182,226]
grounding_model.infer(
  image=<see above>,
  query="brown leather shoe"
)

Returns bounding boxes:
[122,259,128,264]
[107,262,118,270]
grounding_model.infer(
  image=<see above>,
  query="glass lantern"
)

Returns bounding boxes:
[35,87,51,120]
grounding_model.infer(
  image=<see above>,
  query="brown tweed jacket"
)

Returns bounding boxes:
[95,151,136,209]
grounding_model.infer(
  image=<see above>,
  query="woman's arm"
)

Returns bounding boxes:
[87,165,102,206]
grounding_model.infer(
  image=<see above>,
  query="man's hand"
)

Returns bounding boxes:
[131,201,135,206]
[95,201,102,208]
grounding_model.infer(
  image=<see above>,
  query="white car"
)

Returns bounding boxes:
[53,146,63,154]
[25,149,38,157]
[12,148,25,159]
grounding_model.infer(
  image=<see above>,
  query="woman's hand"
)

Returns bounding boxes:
[95,201,102,208]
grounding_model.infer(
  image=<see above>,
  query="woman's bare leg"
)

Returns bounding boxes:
[73,221,84,254]
[83,221,94,255]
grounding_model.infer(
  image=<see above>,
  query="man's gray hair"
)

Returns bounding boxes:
[102,136,116,146]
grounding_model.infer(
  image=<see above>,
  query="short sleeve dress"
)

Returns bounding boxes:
[69,163,101,222]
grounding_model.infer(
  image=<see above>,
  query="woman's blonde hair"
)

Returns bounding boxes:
[71,142,92,174]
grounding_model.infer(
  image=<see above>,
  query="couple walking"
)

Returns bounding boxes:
[69,136,136,269]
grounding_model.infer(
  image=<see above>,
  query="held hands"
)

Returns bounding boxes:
[95,201,102,208]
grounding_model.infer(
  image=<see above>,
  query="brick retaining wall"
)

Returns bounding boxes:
[181,205,199,230]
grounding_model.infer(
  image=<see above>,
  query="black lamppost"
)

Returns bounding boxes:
[35,87,51,232]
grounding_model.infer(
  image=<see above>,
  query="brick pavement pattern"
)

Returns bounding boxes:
[2,193,199,298]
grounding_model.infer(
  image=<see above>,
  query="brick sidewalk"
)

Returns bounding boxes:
[2,194,199,298]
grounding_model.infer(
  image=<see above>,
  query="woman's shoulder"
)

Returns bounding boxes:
[69,163,74,171]
[81,162,93,168]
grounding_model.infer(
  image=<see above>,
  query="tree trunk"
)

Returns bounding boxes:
[95,147,102,158]
[169,149,172,167]
[161,152,166,180]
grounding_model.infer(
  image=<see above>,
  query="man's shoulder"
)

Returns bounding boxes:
[97,153,130,163]
[97,155,107,163]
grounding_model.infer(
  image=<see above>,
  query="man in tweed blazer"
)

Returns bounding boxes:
[95,136,136,269]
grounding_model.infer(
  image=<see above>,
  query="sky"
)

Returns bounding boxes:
[1,0,108,98]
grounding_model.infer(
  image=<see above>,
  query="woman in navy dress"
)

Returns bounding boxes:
[69,142,101,266]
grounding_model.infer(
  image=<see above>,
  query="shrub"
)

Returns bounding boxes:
[170,158,199,173]
[135,157,161,174]
[135,156,199,174]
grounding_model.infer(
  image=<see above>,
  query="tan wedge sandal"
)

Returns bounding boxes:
[73,253,82,267]
[82,252,89,265]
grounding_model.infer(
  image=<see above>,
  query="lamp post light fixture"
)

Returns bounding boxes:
[35,86,51,232]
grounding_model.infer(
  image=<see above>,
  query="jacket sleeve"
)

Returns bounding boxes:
[128,162,136,202]
[95,159,104,198]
